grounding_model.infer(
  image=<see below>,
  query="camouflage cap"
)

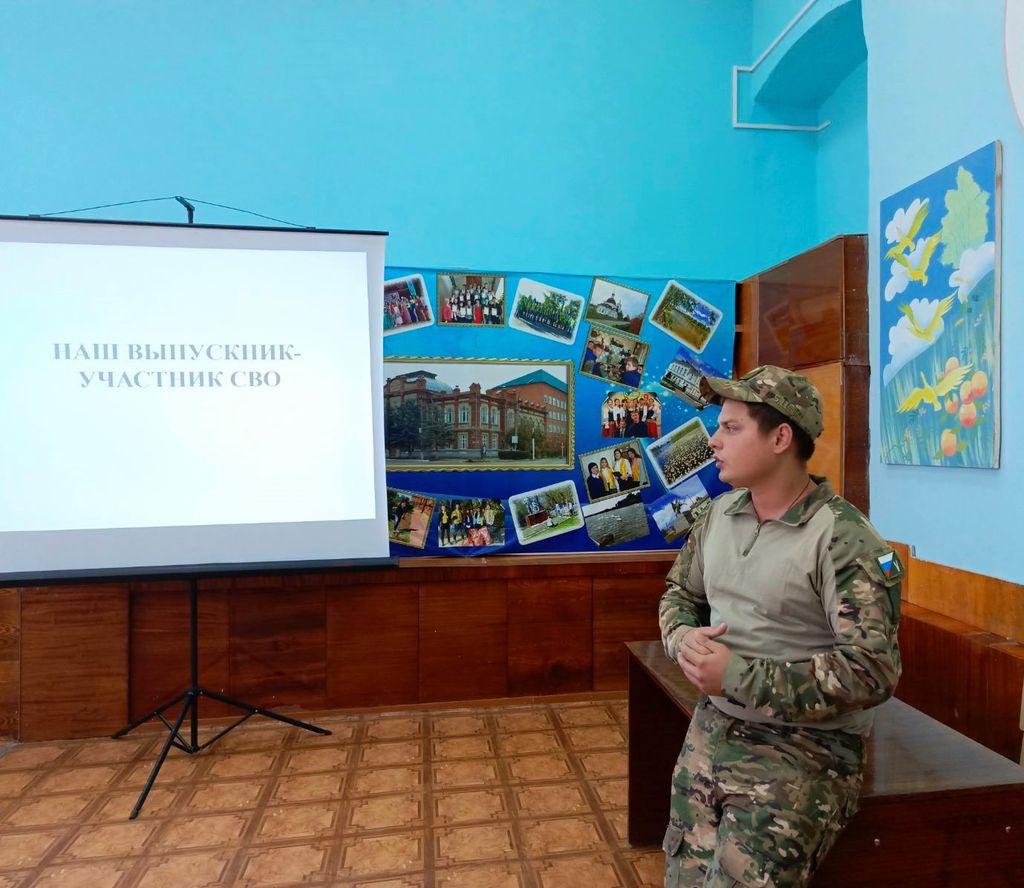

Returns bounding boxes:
[699,365,824,439]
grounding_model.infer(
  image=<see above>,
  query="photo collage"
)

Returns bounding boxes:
[382,266,733,554]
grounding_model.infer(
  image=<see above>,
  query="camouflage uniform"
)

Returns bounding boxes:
[658,366,904,888]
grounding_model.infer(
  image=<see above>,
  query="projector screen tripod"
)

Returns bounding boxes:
[114,577,330,819]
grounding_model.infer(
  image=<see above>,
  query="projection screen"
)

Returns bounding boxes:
[0,216,390,581]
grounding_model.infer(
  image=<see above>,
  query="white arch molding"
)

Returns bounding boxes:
[1008,0,1024,130]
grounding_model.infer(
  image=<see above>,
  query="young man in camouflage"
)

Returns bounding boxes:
[658,365,903,888]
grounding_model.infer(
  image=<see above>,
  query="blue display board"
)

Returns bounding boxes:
[382,267,734,556]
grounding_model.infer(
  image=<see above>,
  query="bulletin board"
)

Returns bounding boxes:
[382,266,735,557]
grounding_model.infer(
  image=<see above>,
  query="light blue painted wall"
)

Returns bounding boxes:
[864,0,1024,581]
[0,0,823,282]
[816,59,868,241]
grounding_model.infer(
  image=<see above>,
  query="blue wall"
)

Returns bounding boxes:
[864,0,1024,582]
[0,0,827,282]
[816,60,867,242]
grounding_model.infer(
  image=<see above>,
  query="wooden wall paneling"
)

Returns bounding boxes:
[735,278,758,375]
[419,580,508,702]
[326,583,419,708]
[0,589,20,738]
[896,604,976,735]
[593,575,664,690]
[507,577,592,696]
[801,362,844,496]
[129,581,231,721]
[887,540,912,596]
[840,363,870,514]
[898,604,1024,762]
[229,579,327,709]
[20,584,129,741]
[966,635,1024,762]
[840,235,869,364]
[909,557,1024,644]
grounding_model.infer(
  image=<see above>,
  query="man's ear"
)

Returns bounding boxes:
[771,422,795,454]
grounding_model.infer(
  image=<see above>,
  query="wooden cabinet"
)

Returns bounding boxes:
[736,235,869,513]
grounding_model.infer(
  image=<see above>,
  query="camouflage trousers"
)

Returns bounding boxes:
[663,698,864,888]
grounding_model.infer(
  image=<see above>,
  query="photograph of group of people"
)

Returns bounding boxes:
[437,496,505,548]
[644,417,716,491]
[383,274,434,336]
[438,273,505,327]
[600,391,661,439]
[578,440,650,503]
[583,278,649,335]
[508,278,585,345]
[580,324,650,389]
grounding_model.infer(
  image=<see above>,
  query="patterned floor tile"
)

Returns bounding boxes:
[434,823,516,867]
[255,801,338,842]
[361,740,424,768]
[348,793,424,832]
[496,731,563,756]
[493,710,556,734]
[29,857,136,888]
[514,783,589,818]
[563,725,626,750]
[432,735,494,761]
[555,705,616,728]
[519,815,606,856]
[153,812,250,851]
[90,787,180,822]
[435,860,527,887]
[505,753,574,783]
[0,830,66,871]
[183,780,265,813]
[338,832,424,878]
[432,759,499,790]
[272,771,346,804]
[349,766,423,797]
[430,715,489,737]
[135,849,234,888]
[364,717,423,742]
[534,852,627,887]
[235,841,331,886]
[56,820,159,861]
[433,788,508,826]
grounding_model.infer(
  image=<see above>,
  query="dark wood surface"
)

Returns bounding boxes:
[325,582,419,708]
[0,589,20,738]
[735,235,870,513]
[21,584,129,740]
[626,641,1024,886]
[508,577,593,695]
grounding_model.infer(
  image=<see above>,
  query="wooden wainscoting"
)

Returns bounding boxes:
[888,541,1024,762]
[7,544,1023,759]
[6,553,676,742]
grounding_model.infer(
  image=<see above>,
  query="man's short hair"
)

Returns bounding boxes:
[745,401,816,461]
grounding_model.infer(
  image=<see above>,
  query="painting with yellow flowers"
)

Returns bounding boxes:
[879,142,1001,468]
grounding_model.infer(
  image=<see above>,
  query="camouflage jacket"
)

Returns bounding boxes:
[659,477,903,732]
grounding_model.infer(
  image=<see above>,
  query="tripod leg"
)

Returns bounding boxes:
[129,693,193,820]
[113,690,190,739]
[201,688,331,735]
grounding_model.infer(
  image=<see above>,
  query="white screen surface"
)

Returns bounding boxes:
[0,218,390,579]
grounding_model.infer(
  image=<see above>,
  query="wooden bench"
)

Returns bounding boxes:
[626,641,1024,886]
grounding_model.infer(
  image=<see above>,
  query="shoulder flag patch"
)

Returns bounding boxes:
[877,551,895,577]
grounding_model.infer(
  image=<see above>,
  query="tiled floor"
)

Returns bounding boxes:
[0,696,663,887]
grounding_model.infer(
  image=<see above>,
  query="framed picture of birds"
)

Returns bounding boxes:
[879,141,1001,468]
